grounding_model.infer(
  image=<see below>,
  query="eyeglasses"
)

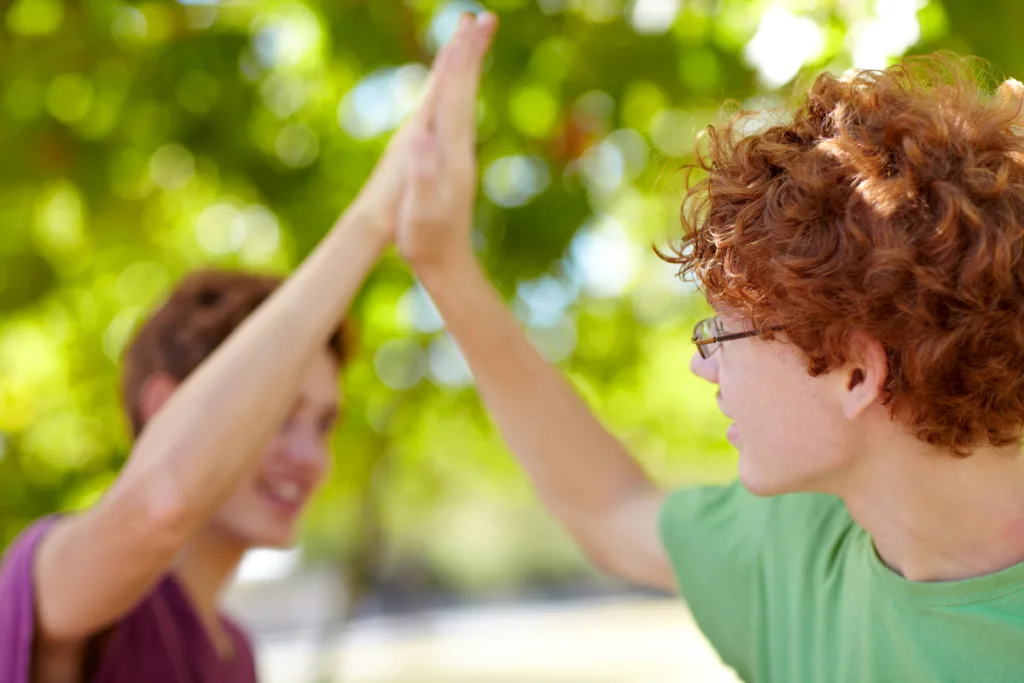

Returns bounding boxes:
[691,316,783,359]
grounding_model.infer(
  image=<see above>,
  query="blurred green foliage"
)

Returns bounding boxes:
[0,0,1015,591]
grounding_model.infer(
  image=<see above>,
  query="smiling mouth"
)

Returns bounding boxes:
[257,478,308,518]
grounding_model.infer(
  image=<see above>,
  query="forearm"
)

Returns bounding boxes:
[391,12,669,586]
[124,208,385,526]
[34,19,495,642]
[418,251,658,545]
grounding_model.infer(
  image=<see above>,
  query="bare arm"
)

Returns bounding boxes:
[35,212,384,642]
[32,18,486,644]
[396,13,673,591]
[419,259,672,590]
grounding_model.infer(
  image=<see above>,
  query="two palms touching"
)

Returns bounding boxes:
[355,12,498,268]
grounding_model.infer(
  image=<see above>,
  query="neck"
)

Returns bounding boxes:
[172,525,248,651]
[839,438,1024,582]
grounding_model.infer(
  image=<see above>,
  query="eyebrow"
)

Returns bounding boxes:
[292,396,342,417]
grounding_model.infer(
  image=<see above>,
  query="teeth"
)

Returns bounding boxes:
[268,481,302,503]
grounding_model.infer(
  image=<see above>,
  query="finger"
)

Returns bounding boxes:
[476,11,499,49]
[409,130,440,181]
[400,131,445,226]
[436,12,498,149]
[415,13,476,133]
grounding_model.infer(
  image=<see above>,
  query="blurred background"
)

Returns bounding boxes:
[0,0,1020,680]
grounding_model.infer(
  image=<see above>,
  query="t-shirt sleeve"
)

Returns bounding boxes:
[0,517,60,683]
[658,480,773,680]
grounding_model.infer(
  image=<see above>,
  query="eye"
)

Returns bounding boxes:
[318,411,339,434]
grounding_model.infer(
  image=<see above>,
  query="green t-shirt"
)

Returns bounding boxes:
[659,481,1024,682]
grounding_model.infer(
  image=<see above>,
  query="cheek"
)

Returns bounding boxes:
[313,449,333,483]
[265,433,333,483]
[745,382,856,497]
[728,346,845,456]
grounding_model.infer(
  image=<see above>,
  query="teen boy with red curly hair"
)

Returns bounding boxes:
[396,50,1024,682]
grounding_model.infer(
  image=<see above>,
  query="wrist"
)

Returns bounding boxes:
[413,244,478,289]
[342,196,393,244]
[309,203,391,277]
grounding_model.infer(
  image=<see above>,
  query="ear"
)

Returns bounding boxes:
[138,372,179,426]
[840,331,888,420]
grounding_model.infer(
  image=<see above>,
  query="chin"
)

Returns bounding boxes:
[738,472,782,497]
[738,449,843,497]
[737,452,799,498]
[245,521,301,549]
[256,531,299,550]
[215,516,299,550]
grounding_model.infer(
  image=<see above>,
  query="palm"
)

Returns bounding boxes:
[351,123,415,240]
[394,14,495,271]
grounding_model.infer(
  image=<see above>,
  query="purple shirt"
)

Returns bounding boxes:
[0,517,258,682]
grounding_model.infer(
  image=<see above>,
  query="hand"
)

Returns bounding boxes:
[348,13,495,242]
[395,12,498,272]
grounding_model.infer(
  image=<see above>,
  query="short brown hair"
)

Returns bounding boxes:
[121,268,350,438]
[663,55,1024,455]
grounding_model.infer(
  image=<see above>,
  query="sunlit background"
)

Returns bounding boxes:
[1,0,1018,680]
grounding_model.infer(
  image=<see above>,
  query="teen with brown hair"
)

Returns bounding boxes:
[0,14,497,683]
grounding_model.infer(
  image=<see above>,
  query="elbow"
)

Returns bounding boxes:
[576,532,622,578]
[122,437,199,545]
[581,534,673,591]
[116,466,194,551]
[141,486,191,545]
[558,497,675,591]
[553,506,621,575]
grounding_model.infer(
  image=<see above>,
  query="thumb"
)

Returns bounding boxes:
[399,131,445,229]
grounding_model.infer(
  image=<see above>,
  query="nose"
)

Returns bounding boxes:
[690,348,720,384]
[281,427,330,477]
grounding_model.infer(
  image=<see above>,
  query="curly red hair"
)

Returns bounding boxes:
[662,55,1024,455]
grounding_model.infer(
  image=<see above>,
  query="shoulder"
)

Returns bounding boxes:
[766,488,850,530]
[1,516,62,569]
[1,514,66,608]
[659,480,852,558]
[0,516,66,683]
[661,479,848,525]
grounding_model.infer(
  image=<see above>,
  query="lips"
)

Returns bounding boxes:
[716,392,738,443]
[716,392,733,420]
[257,476,310,518]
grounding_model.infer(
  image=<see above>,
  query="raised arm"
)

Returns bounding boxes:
[35,211,382,643]
[32,18,489,644]
[395,14,674,592]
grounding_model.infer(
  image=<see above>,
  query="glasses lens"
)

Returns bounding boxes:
[694,318,720,358]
